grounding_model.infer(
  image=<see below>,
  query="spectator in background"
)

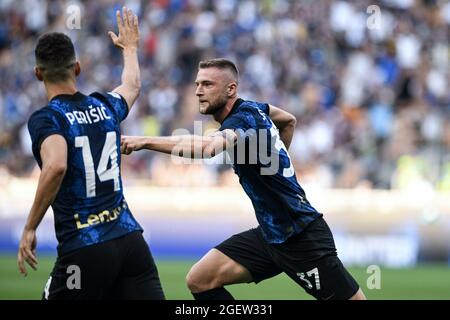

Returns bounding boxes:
[0,0,448,190]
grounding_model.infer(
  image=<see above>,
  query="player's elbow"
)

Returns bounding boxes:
[278,113,296,129]
[129,81,141,98]
[202,139,225,159]
[134,85,142,103]
[284,112,297,126]
[45,161,67,177]
[288,114,297,127]
[124,76,141,97]
[133,80,141,94]
[52,164,67,177]
[201,144,216,159]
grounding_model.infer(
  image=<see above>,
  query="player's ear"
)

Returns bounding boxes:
[227,82,237,97]
[74,61,81,77]
[34,67,44,82]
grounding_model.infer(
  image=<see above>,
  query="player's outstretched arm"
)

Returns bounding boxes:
[109,6,140,111]
[268,105,297,150]
[121,130,237,159]
[17,135,67,276]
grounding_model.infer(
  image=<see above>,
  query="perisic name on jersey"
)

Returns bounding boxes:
[64,104,112,126]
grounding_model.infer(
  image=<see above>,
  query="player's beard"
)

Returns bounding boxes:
[199,93,228,115]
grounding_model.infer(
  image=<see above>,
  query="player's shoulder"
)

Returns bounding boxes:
[28,105,57,125]
[89,91,129,120]
[27,105,66,140]
[221,99,270,131]
[89,91,120,101]
[238,99,270,115]
[89,91,126,107]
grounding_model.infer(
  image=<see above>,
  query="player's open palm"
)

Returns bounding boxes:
[108,6,139,50]
[17,229,38,276]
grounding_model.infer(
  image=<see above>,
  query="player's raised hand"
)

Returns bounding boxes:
[108,6,139,50]
[17,229,38,276]
[121,136,146,155]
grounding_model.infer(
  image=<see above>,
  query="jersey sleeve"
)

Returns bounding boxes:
[89,91,129,122]
[259,103,270,115]
[28,108,65,165]
[220,111,253,131]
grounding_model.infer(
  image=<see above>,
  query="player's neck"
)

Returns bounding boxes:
[213,97,239,123]
[44,79,78,101]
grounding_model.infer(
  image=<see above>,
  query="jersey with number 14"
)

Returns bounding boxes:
[28,91,142,255]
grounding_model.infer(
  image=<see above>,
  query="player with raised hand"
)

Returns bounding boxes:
[17,7,165,300]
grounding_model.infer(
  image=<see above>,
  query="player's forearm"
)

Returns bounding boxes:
[122,132,236,158]
[24,166,66,231]
[268,105,297,150]
[143,135,213,159]
[118,47,140,100]
[278,119,296,150]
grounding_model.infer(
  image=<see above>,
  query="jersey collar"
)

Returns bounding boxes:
[50,91,85,102]
[221,98,244,124]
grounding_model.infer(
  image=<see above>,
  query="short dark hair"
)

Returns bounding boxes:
[198,58,239,82]
[35,32,76,82]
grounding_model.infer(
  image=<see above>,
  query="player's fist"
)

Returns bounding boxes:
[108,6,139,50]
[121,136,146,155]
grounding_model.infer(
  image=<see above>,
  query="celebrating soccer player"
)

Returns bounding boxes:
[121,59,366,300]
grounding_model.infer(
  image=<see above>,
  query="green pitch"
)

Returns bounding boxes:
[0,255,449,300]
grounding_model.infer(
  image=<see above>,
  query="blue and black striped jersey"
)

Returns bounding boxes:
[28,91,142,254]
[220,99,322,244]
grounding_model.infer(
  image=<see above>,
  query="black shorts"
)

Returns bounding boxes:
[215,217,359,300]
[43,231,165,300]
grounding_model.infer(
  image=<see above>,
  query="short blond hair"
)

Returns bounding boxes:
[198,58,239,83]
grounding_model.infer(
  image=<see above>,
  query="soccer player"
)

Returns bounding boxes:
[121,58,366,300]
[17,7,165,300]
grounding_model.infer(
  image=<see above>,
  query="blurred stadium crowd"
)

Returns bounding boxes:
[0,0,449,190]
